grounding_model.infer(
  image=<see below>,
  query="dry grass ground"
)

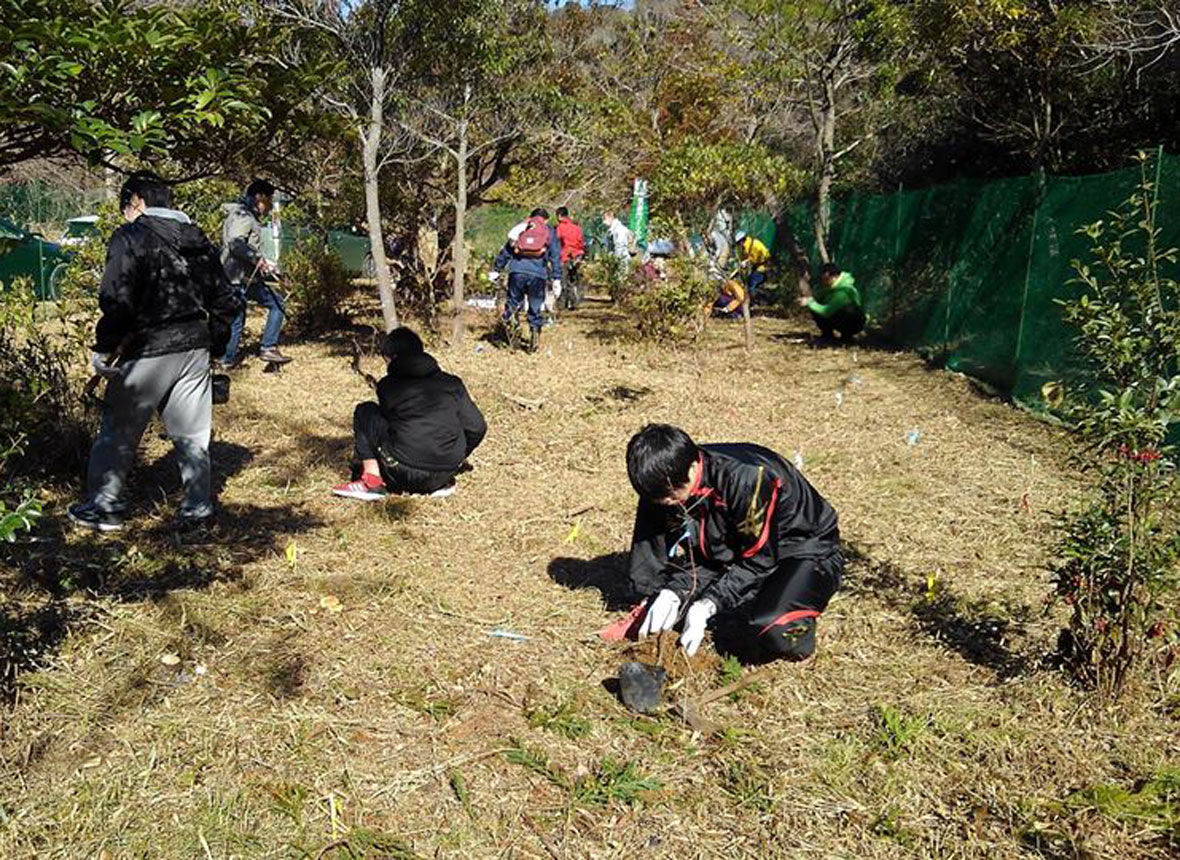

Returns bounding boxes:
[1,296,1178,858]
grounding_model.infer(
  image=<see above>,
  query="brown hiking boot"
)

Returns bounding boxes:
[259,347,293,364]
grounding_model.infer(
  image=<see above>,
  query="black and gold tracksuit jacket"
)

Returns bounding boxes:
[627,443,839,611]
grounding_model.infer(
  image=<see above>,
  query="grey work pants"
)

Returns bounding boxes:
[85,348,213,519]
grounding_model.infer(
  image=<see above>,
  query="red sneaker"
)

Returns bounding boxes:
[331,473,388,501]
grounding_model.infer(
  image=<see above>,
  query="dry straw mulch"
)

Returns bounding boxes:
[1,298,1177,859]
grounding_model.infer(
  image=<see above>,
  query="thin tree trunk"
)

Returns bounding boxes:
[774,214,813,300]
[741,293,753,352]
[451,87,470,343]
[812,76,837,264]
[363,66,398,331]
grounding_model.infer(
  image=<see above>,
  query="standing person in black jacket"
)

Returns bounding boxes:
[67,172,240,532]
[624,424,843,662]
[331,327,487,500]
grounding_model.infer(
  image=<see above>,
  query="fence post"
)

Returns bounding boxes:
[1153,144,1164,209]
[1014,169,1046,382]
[892,183,901,332]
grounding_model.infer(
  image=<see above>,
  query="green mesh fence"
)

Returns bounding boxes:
[765,151,1179,413]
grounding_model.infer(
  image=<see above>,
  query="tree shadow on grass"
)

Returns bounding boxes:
[258,431,352,476]
[289,319,387,361]
[548,552,636,612]
[0,495,328,703]
[576,305,637,345]
[132,438,254,503]
[841,542,1032,680]
[769,326,908,354]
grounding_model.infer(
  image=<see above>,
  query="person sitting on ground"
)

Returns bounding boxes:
[68,171,239,532]
[799,261,865,343]
[332,327,486,501]
[489,207,562,353]
[712,277,747,319]
[734,230,770,300]
[219,178,291,367]
[624,424,843,662]
[553,206,585,310]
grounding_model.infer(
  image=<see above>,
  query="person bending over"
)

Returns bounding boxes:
[800,262,865,343]
[734,230,770,300]
[332,327,486,500]
[712,277,747,319]
[625,424,843,662]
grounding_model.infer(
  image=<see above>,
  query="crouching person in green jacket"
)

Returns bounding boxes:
[800,262,865,343]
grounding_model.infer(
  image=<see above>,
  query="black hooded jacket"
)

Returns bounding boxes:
[628,443,840,612]
[94,211,239,359]
[375,351,487,471]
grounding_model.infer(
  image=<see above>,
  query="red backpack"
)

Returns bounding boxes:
[513,216,550,258]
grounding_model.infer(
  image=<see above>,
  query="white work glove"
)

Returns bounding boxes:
[679,599,717,657]
[552,279,563,298]
[638,589,681,638]
[487,270,500,283]
[91,351,120,379]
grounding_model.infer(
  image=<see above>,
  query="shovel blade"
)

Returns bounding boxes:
[618,661,666,714]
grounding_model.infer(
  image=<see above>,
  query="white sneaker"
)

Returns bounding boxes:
[429,483,456,498]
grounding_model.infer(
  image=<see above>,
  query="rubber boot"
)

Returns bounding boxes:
[528,326,540,354]
[499,316,521,350]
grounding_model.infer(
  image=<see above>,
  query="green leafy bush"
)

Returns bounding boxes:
[588,253,633,304]
[55,201,121,297]
[1049,152,1180,699]
[173,177,240,240]
[0,277,97,478]
[280,235,355,333]
[0,437,41,543]
[627,255,715,341]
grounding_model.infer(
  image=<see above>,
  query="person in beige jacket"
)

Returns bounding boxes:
[219,179,292,367]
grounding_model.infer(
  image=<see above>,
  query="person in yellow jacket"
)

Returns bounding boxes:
[734,230,770,299]
[712,278,747,318]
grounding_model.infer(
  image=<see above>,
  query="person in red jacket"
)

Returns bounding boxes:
[554,206,586,310]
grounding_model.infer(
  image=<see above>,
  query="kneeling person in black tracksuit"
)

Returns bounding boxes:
[625,424,843,662]
[331,327,487,500]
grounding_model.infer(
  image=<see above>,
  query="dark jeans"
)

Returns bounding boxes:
[352,402,456,494]
[746,269,767,299]
[713,295,741,318]
[743,550,843,661]
[562,258,583,310]
[810,306,866,342]
[503,273,547,331]
[224,280,286,361]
